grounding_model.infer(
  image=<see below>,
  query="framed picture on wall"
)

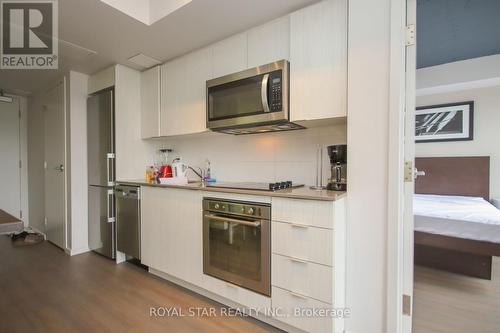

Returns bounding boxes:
[415,101,474,143]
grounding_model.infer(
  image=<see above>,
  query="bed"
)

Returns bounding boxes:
[414,156,500,279]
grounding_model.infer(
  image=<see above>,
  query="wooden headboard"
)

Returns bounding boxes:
[415,156,490,200]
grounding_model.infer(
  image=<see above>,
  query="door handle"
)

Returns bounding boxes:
[261,73,270,113]
[414,169,426,179]
[53,164,64,172]
[107,189,115,223]
[107,153,115,186]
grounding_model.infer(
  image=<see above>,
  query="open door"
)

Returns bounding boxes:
[0,97,21,219]
[402,0,417,331]
[44,81,66,249]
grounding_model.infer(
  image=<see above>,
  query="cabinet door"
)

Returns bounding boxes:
[162,188,203,285]
[141,187,203,285]
[176,47,211,136]
[211,32,247,78]
[247,15,290,68]
[141,187,169,271]
[140,66,161,138]
[160,57,185,137]
[290,0,347,121]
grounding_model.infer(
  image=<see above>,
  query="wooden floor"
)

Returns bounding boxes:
[413,257,500,333]
[0,236,280,333]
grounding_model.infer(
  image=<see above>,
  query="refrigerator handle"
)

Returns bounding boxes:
[107,189,115,223]
[107,153,115,186]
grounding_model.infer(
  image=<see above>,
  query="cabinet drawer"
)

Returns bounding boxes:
[272,221,333,266]
[202,274,271,310]
[272,254,333,304]
[272,198,334,229]
[272,286,333,333]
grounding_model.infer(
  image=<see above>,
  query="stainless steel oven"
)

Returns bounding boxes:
[203,198,271,296]
[207,60,297,134]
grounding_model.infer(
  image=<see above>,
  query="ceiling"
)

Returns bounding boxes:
[417,0,500,68]
[0,0,318,95]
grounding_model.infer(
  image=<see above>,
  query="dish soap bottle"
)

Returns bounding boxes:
[204,159,216,183]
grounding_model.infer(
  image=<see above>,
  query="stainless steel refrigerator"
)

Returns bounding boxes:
[87,88,116,259]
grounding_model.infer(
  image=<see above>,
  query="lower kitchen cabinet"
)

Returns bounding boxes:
[141,187,203,286]
[141,186,346,333]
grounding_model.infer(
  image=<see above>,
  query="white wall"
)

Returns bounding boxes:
[416,55,500,199]
[19,96,29,227]
[417,54,500,95]
[416,85,500,199]
[115,65,158,180]
[27,93,46,233]
[67,71,90,254]
[346,0,391,332]
[140,123,346,185]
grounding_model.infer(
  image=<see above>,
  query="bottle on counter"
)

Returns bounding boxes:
[145,166,154,184]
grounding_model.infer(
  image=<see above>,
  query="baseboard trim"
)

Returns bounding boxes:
[64,247,90,256]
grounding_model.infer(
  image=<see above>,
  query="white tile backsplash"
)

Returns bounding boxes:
[143,124,347,186]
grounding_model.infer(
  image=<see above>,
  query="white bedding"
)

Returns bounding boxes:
[414,194,500,243]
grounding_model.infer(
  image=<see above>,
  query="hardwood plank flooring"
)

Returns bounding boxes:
[0,236,280,333]
[413,258,500,333]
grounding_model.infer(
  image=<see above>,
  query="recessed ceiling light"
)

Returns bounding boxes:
[100,0,192,26]
[127,53,162,69]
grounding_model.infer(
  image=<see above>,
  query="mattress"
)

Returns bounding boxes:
[414,194,500,244]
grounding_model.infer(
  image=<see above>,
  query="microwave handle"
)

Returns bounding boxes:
[261,74,270,113]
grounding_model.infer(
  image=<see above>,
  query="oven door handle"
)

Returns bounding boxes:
[204,214,261,227]
[261,73,270,113]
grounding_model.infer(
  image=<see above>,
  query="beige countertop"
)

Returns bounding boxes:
[117,180,346,202]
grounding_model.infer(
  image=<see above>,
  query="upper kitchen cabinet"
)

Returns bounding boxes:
[290,0,347,121]
[247,15,290,68]
[160,47,211,137]
[211,33,248,78]
[140,66,161,138]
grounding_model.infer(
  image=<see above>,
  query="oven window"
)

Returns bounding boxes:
[208,75,265,121]
[207,217,262,282]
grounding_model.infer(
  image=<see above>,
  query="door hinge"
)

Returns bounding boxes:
[44,217,48,226]
[20,210,22,218]
[406,24,415,46]
[404,161,413,182]
[19,160,22,168]
[402,294,412,316]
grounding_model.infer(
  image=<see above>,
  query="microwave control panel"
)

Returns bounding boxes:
[269,70,282,112]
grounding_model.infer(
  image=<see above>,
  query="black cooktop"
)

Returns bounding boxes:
[206,181,304,192]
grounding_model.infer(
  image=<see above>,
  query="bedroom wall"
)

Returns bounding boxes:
[415,84,500,199]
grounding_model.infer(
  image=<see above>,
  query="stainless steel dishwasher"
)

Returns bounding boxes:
[115,185,141,259]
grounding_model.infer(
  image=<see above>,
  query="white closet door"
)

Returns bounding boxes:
[0,97,21,218]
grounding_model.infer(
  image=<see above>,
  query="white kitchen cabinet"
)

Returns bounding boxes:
[211,32,248,78]
[141,187,204,286]
[247,15,290,68]
[271,196,346,333]
[160,47,211,137]
[160,57,184,137]
[290,0,347,121]
[140,66,161,138]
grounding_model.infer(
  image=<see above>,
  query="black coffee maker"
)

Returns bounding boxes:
[326,145,347,191]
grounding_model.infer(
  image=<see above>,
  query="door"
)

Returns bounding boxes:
[115,186,140,259]
[88,186,115,258]
[44,81,66,248]
[0,97,21,219]
[404,0,417,331]
[87,89,114,187]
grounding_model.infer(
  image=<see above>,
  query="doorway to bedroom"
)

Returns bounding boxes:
[412,1,500,332]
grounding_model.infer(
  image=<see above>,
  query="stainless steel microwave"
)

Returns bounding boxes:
[207,60,301,134]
